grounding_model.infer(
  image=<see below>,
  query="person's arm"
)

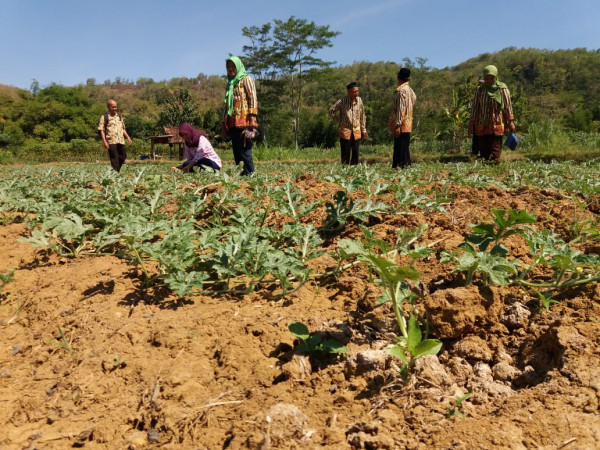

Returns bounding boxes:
[98,116,109,149]
[360,99,368,138]
[393,90,404,137]
[123,130,132,145]
[241,76,258,129]
[123,129,132,145]
[328,99,342,124]
[172,158,194,173]
[502,88,516,132]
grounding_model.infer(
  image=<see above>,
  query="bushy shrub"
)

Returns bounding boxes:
[0,133,11,148]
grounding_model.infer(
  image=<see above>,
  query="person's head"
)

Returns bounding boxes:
[226,60,237,78]
[346,82,359,100]
[482,65,498,86]
[397,68,411,83]
[107,99,118,115]
[226,56,246,79]
[179,123,196,144]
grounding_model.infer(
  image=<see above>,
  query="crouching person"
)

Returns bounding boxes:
[172,123,221,173]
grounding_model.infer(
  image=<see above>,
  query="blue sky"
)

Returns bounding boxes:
[1,0,598,90]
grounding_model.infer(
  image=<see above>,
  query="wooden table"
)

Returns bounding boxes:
[146,135,183,160]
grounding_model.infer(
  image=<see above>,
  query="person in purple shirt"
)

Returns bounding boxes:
[172,123,222,173]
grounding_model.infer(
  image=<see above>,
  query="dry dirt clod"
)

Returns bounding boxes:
[259,403,310,448]
[345,349,390,377]
[502,302,531,330]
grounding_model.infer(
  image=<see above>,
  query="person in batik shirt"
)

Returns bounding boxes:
[469,65,515,161]
[98,99,132,172]
[221,56,258,175]
[329,82,368,165]
[390,68,416,168]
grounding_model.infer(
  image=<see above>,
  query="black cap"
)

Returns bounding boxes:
[346,82,358,90]
[397,68,411,80]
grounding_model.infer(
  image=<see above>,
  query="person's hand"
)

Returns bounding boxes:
[171,167,181,172]
[508,121,516,133]
[362,131,368,139]
[127,137,132,145]
[394,126,402,138]
[220,124,228,140]
[103,141,109,149]
[248,115,258,130]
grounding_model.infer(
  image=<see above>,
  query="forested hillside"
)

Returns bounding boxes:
[0,47,599,153]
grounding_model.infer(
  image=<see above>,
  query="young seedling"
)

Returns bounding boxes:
[288,321,347,355]
[336,234,442,376]
[112,355,127,369]
[389,314,442,377]
[46,325,73,356]
[536,291,559,311]
[446,393,472,418]
[0,269,15,296]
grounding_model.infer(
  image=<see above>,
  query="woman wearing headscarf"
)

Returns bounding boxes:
[221,56,258,175]
[469,65,516,161]
[172,123,221,173]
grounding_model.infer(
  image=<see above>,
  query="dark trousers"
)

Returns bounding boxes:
[230,127,255,175]
[478,134,502,160]
[108,144,127,172]
[471,135,480,156]
[190,158,221,172]
[392,133,411,168]
[340,135,359,165]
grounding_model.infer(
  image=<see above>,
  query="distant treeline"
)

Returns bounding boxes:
[0,47,599,153]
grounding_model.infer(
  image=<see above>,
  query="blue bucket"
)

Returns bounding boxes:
[504,133,519,151]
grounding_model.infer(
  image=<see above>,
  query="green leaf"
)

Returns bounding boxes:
[411,339,443,359]
[337,239,365,255]
[389,344,407,362]
[288,321,310,341]
[319,339,348,354]
[406,314,422,353]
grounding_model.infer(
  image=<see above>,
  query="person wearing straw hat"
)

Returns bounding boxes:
[468,65,516,161]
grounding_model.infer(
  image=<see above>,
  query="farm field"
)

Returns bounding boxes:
[1,160,599,448]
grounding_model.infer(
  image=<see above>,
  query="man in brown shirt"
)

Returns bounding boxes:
[329,82,367,165]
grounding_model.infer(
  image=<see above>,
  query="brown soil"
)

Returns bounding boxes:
[1,180,599,449]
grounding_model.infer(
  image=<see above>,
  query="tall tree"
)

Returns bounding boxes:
[272,17,340,150]
[158,89,201,128]
[243,16,339,150]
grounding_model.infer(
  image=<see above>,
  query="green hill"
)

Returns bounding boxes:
[1,47,599,154]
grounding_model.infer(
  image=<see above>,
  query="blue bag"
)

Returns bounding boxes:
[504,132,519,151]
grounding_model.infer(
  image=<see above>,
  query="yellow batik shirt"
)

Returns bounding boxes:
[98,113,126,145]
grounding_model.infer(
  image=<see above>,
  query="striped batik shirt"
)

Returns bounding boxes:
[469,86,514,136]
[328,96,366,140]
[391,82,417,133]
[224,75,258,129]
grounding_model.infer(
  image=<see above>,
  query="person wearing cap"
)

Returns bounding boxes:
[390,68,417,168]
[221,56,258,175]
[328,82,367,165]
[468,65,515,161]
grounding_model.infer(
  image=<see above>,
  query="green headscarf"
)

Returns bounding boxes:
[224,56,247,116]
[482,65,507,109]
